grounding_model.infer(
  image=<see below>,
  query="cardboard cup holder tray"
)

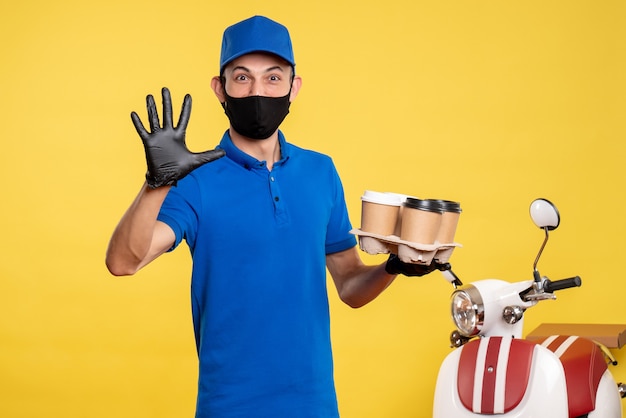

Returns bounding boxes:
[350,229,461,265]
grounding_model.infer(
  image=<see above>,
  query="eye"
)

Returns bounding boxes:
[269,74,281,82]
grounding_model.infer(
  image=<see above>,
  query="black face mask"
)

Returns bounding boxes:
[222,92,291,140]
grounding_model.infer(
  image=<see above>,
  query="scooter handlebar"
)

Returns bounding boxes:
[544,276,582,293]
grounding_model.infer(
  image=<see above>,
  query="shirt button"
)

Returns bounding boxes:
[275,197,280,202]
[270,176,275,182]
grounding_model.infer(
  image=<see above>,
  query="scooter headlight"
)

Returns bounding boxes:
[451,285,484,337]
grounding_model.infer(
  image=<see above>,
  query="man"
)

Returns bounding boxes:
[106,15,436,417]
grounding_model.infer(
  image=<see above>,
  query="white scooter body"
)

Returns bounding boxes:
[432,279,623,418]
[434,338,569,417]
[433,332,623,418]
[433,279,567,417]
[431,199,624,417]
[594,371,625,417]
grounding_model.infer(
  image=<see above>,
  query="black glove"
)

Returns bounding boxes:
[385,254,450,277]
[131,87,226,188]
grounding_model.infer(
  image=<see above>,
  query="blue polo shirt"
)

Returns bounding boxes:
[157,130,356,418]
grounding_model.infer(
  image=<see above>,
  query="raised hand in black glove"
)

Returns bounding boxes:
[131,87,226,189]
[385,253,451,277]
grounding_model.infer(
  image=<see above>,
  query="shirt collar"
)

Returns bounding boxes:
[218,130,291,170]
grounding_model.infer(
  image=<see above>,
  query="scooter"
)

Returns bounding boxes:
[432,198,626,417]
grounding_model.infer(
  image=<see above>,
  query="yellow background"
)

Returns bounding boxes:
[2,0,625,417]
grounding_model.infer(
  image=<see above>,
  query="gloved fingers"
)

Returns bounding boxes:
[130,111,149,139]
[161,87,174,129]
[385,253,442,277]
[146,94,161,132]
[176,93,192,132]
[434,262,451,271]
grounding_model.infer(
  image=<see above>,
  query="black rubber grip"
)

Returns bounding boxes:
[544,276,582,293]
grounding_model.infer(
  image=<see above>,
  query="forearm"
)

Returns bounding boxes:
[327,247,397,308]
[105,183,171,276]
[336,263,396,308]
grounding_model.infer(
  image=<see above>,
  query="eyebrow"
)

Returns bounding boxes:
[231,65,285,74]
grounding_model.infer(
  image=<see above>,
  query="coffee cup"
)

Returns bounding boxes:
[435,200,462,244]
[384,192,416,236]
[360,191,402,236]
[400,198,443,244]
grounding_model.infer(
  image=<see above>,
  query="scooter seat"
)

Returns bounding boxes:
[540,335,607,417]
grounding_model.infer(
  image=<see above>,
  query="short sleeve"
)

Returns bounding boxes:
[324,161,357,254]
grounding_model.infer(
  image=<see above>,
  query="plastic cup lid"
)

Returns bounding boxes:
[361,190,402,205]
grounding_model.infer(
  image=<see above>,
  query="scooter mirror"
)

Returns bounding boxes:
[530,198,560,231]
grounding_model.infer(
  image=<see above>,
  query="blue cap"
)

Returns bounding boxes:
[220,16,295,73]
